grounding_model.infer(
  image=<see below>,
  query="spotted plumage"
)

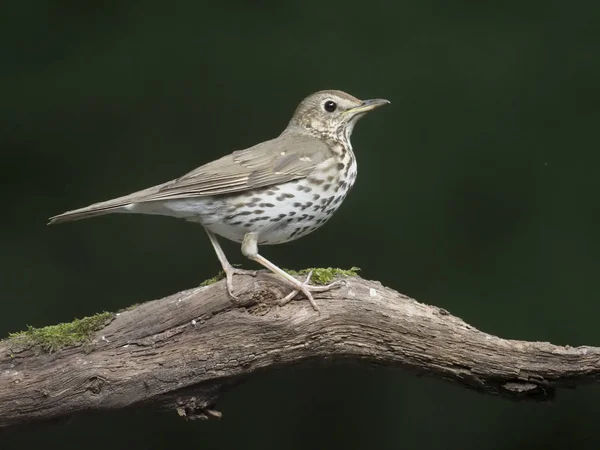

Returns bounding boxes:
[49,90,389,311]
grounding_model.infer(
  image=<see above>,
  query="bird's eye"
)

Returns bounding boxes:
[324,100,337,112]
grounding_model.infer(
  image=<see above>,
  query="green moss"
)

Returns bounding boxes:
[8,312,114,353]
[199,266,360,287]
[285,267,360,285]
[200,270,226,286]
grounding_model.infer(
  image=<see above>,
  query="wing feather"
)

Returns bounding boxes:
[49,130,334,223]
[140,131,333,200]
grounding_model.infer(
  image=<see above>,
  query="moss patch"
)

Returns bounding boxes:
[200,270,226,286]
[200,266,360,287]
[285,267,360,285]
[8,312,114,353]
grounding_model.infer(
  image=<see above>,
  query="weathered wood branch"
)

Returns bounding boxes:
[1,272,599,429]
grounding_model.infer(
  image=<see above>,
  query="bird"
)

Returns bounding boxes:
[49,90,389,311]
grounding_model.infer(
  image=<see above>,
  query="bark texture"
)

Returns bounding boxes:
[1,272,599,429]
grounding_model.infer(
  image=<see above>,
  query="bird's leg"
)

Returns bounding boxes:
[241,233,342,311]
[278,270,314,307]
[205,229,257,299]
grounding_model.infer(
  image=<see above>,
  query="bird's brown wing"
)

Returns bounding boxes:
[146,131,333,200]
[48,131,334,223]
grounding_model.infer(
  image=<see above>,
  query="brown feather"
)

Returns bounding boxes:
[48,130,334,224]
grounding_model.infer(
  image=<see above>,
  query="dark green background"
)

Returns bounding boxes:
[2,1,599,449]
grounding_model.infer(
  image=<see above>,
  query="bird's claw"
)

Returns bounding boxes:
[278,270,343,312]
[224,266,258,299]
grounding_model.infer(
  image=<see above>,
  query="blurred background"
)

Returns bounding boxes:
[2,1,600,449]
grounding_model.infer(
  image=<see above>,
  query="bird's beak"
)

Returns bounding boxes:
[345,98,390,116]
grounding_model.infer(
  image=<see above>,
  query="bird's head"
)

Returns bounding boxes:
[287,90,389,141]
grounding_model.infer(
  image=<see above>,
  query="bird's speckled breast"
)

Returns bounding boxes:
[159,150,357,245]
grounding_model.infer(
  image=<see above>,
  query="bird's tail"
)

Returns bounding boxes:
[48,203,126,225]
[48,181,169,225]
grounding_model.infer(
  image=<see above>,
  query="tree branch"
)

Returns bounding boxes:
[1,272,599,428]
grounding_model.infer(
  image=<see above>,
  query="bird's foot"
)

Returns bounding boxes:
[223,266,258,299]
[278,270,343,312]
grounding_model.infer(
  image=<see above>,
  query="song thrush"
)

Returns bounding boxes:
[49,90,389,311]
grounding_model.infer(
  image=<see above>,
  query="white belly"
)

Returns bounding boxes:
[129,158,357,246]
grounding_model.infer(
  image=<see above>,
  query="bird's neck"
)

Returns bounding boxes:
[283,123,354,159]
